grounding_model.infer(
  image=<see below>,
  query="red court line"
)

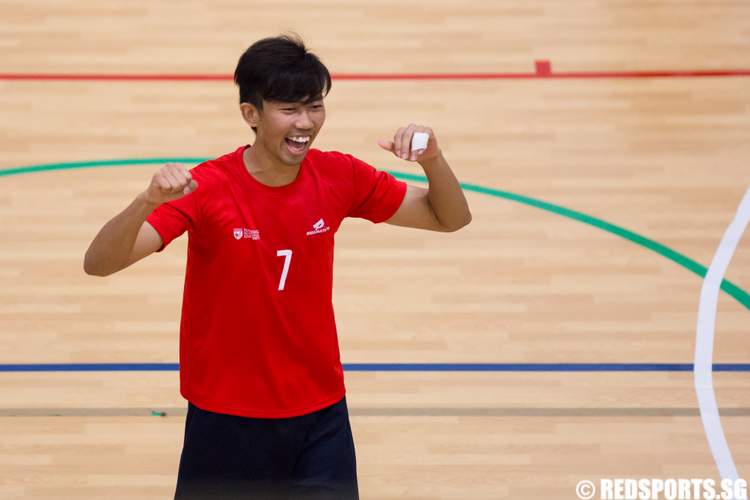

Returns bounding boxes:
[1,65,749,82]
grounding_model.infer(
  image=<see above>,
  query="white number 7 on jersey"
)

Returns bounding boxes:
[276,249,293,291]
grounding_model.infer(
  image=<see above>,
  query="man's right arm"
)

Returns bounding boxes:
[83,163,197,277]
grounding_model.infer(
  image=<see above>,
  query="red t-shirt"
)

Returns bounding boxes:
[146,145,407,418]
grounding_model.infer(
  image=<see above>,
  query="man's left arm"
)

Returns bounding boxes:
[379,124,472,232]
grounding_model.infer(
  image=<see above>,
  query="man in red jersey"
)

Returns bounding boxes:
[84,35,471,500]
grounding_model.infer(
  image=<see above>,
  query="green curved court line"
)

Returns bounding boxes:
[2,158,748,311]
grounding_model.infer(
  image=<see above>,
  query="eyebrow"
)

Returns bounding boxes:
[276,98,324,108]
[285,103,323,110]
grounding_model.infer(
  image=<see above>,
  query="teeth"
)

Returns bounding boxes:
[288,136,310,143]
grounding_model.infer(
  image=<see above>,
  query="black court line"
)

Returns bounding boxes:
[1,407,749,417]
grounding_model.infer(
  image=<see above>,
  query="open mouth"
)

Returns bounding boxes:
[284,136,311,155]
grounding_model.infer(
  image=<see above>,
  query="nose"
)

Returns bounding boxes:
[295,110,313,130]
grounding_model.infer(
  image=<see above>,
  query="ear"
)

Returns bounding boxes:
[240,102,260,129]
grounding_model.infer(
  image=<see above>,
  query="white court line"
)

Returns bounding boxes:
[694,187,750,495]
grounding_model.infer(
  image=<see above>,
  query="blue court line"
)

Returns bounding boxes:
[1,363,748,372]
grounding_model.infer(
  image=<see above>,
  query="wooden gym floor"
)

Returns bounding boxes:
[0,1,748,498]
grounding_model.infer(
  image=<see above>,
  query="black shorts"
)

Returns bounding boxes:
[174,397,358,500]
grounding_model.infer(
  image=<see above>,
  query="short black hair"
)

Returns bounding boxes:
[234,34,332,110]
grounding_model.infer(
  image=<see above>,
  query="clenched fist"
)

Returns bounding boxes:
[141,163,198,206]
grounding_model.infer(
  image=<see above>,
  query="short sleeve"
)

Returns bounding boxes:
[347,155,407,223]
[146,191,199,252]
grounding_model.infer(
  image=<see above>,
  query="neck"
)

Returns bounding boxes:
[243,143,301,187]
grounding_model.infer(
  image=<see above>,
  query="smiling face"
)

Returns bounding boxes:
[241,98,326,167]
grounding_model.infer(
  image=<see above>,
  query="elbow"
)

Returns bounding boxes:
[463,210,472,228]
[83,256,101,276]
[442,211,472,232]
[83,252,111,277]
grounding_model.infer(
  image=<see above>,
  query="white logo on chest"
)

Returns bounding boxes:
[306,218,330,236]
[233,228,260,240]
